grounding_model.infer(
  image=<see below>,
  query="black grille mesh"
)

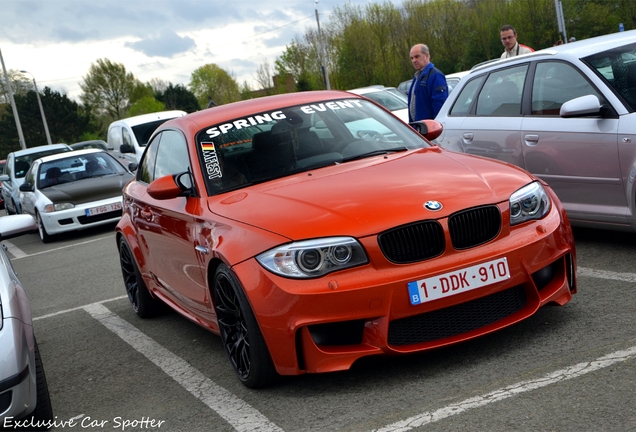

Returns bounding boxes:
[378,221,445,263]
[388,285,526,346]
[449,206,501,249]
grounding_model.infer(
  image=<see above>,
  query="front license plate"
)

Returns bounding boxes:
[407,257,510,305]
[85,201,122,217]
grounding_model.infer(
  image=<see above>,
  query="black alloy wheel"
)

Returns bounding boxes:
[118,238,162,318]
[213,264,277,388]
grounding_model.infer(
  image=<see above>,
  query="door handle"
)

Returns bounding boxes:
[462,132,474,144]
[524,134,539,146]
[140,210,152,221]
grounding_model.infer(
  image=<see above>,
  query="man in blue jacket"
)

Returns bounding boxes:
[407,44,448,122]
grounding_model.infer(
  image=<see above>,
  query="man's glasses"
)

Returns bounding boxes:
[501,35,515,41]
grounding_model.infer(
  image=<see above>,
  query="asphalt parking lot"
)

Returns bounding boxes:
[3,215,636,431]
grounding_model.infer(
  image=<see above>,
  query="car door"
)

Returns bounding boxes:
[520,60,624,224]
[131,130,212,315]
[19,161,40,217]
[442,64,529,168]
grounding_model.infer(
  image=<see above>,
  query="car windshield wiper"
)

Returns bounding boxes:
[342,147,409,162]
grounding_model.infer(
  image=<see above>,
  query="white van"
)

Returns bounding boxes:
[107,110,187,163]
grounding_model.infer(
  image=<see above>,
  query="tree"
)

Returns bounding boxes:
[128,97,166,117]
[156,83,200,112]
[0,87,90,156]
[79,58,136,120]
[189,64,240,108]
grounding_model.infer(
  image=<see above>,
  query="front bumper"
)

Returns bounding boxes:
[41,196,123,235]
[233,195,576,376]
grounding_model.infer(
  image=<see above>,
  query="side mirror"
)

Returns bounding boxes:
[0,214,37,240]
[560,94,601,117]
[120,144,134,154]
[19,182,34,192]
[128,162,138,172]
[410,119,444,141]
[0,174,10,182]
[147,172,194,200]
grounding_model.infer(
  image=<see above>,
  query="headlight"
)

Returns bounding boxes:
[256,237,368,278]
[44,203,75,212]
[509,182,551,226]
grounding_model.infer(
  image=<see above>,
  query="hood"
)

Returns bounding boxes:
[209,148,534,240]
[42,173,134,204]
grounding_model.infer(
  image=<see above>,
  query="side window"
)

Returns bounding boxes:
[138,133,161,184]
[531,61,603,115]
[25,162,38,186]
[476,65,527,116]
[154,130,190,179]
[450,75,485,116]
[122,128,133,147]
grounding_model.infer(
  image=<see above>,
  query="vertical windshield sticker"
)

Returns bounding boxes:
[201,142,222,180]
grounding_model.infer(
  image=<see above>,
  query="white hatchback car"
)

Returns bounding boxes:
[435,30,636,232]
[18,149,135,243]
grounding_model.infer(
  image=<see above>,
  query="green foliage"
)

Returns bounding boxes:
[156,83,200,112]
[189,64,240,107]
[0,87,90,157]
[79,58,136,119]
[128,97,166,117]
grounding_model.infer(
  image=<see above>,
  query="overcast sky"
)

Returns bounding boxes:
[0,0,403,102]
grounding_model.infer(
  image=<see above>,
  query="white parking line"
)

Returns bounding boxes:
[375,345,636,431]
[83,303,284,432]
[5,235,113,260]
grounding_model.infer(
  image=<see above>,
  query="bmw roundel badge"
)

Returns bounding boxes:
[424,200,443,211]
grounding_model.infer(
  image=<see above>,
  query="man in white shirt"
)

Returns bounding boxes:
[500,25,534,58]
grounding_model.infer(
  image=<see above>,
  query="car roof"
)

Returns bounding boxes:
[9,143,71,157]
[36,148,104,163]
[108,110,187,128]
[348,85,399,95]
[467,30,636,77]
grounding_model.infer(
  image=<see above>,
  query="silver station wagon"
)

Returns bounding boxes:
[435,30,636,232]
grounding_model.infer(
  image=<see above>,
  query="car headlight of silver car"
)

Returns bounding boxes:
[257,237,368,278]
[509,182,551,226]
[44,203,75,212]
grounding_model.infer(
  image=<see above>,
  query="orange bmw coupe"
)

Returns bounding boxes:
[116,90,577,388]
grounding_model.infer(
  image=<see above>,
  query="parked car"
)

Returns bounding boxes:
[116,90,576,388]
[0,159,5,210]
[398,70,469,97]
[107,110,186,164]
[0,214,53,428]
[0,144,73,215]
[18,149,135,243]
[348,86,409,122]
[70,140,110,151]
[435,30,636,232]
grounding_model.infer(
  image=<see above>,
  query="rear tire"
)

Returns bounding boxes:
[118,238,163,318]
[213,264,277,388]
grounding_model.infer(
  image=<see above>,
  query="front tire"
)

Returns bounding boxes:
[36,212,54,243]
[213,264,277,388]
[118,238,162,318]
[14,338,54,431]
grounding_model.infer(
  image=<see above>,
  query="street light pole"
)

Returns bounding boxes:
[21,70,52,146]
[0,47,26,149]
[315,0,331,90]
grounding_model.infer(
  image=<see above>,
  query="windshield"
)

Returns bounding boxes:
[195,98,429,196]
[37,153,127,189]
[583,42,636,111]
[15,147,72,179]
